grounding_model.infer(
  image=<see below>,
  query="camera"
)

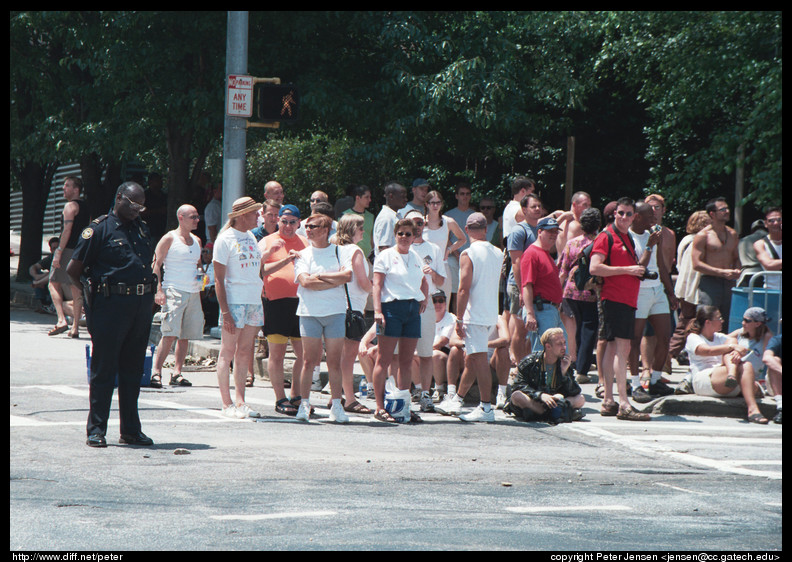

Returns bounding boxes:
[641,270,659,280]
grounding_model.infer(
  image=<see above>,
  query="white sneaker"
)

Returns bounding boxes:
[236,403,261,419]
[435,395,462,416]
[419,392,435,412]
[329,403,350,424]
[460,405,495,423]
[221,405,239,418]
[296,402,311,422]
[496,392,507,410]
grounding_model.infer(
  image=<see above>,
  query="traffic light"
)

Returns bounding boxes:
[254,83,299,123]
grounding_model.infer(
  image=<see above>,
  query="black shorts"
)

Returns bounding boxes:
[600,300,636,341]
[262,297,301,341]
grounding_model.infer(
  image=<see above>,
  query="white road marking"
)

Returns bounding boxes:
[654,482,711,495]
[570,425,782,480]
[506,505,631,514]
[211,510,337,521]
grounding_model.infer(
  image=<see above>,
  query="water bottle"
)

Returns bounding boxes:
[359,376,367,399]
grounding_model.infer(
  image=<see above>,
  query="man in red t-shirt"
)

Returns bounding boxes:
[590,197,650,421]
[521,217,567,356]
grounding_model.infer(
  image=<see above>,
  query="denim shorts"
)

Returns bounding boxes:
[299,313,346,340]
[377,299,421,339]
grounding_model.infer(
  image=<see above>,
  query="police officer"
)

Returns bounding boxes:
[66,182,157,448]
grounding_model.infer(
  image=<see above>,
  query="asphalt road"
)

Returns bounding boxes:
[10,307,782,552]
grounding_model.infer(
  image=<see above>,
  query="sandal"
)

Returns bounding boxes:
[374,409,398,423]
[600,400,618,416]
[617,405,650,421]
[48,325,68,336]
[595,384,605,399]
[246,373,254,387]
[275,398,298,416]
[344,400,373,414]
[169,373,192,387]
[747,412,768,425]
[149,373,163,389]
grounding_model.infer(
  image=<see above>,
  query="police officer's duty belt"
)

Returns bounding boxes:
[97,281,155,296]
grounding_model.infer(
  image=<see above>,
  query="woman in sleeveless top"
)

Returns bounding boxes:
[424,190,466,307]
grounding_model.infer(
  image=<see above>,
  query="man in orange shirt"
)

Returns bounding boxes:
[258,204,308,416]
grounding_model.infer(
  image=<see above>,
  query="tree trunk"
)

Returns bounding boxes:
[165,121,194,231]
[15,161,58,282]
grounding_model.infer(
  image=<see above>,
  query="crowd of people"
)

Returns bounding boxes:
[41,175,782,445]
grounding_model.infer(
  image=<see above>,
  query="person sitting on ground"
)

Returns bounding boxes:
[762,333,782,424]
[503,327,586,424]
[683,305,769,424]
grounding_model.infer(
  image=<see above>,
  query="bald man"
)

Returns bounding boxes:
[150,204,205,388]
[264,181,285,206]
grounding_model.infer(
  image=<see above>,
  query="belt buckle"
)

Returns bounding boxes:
[136,283,145,296]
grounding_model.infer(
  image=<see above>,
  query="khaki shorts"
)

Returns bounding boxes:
[160,287,205,339]
[692,368,741,398]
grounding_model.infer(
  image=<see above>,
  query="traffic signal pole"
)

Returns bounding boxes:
[221,11,249,220]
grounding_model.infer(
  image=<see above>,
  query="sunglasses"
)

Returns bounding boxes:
[280,219,298,226]
[432,298,446,304]
[396,231,414,237]
[122,195,146,212]
[616,211,634,217]
[305,224,325,230]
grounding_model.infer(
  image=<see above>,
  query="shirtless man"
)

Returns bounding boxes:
[556,191,591,255]
[691,197,741,322]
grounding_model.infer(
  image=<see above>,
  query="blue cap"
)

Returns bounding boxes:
[537,217,560,230]
[279,204,300,218]
[412,178,429,188]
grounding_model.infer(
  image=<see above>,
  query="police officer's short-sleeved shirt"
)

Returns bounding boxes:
[72,211,154,285]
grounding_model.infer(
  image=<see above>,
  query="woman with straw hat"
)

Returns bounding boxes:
[213,196,266,419]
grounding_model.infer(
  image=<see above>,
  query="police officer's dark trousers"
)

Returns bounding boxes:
[86,292,154,437]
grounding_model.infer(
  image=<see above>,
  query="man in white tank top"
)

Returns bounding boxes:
[150,204,205,388]
[435,213,503,422]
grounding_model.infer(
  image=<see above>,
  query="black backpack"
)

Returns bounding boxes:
[573,226,634,291]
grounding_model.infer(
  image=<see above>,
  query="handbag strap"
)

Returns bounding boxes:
[335,246,353,310]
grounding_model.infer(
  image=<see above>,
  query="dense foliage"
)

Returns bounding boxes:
[11,11,781,278]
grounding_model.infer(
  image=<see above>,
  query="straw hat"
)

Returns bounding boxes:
[228,196,262,219]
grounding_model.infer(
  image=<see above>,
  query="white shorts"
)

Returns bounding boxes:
[160,288,205,339]
[463,323,494,355]
[416,305,435,358]
[635,284,670,319]
[692,368,741,398]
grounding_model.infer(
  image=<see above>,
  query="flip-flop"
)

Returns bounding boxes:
[747,413,768,425]
[48,325,68,336]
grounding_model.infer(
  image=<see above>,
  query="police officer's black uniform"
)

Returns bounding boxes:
[72,210,156,445]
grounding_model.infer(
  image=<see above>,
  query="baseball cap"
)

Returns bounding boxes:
[465,212,487,229]
[403,209,425,221]
[279,204,301,218]
[537,217,560,230]
[412,178,430,188]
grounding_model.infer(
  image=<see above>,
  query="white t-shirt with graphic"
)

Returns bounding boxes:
[212,227,262,304]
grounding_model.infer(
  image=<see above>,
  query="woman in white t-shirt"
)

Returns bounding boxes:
[684,305,768,424]
[213,197,265,420]
[331,214,373,415]
[371,218,429,423]
[294,213,352,423]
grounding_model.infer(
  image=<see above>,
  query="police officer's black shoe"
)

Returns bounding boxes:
[119,432,154,446]
[86,434,107,448]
